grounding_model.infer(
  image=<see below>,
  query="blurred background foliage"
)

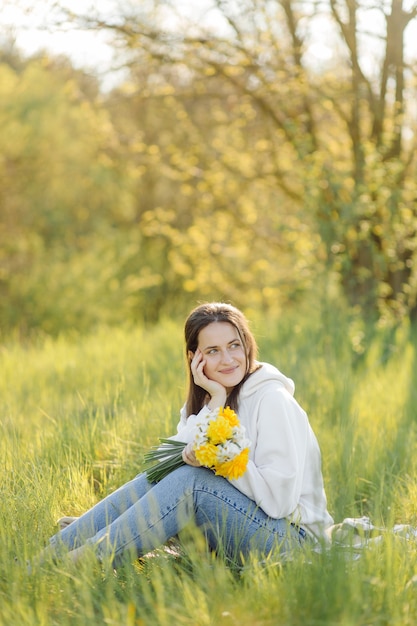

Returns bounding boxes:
[1,0,417,336]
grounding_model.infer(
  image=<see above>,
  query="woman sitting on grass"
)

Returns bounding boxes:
[36,302,333,568]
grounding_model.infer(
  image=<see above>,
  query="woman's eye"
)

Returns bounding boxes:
[231,343,240,349]
[208,349,217,354]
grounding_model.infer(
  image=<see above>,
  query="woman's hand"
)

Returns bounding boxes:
[190,349,227,408]
[182,442,201,467]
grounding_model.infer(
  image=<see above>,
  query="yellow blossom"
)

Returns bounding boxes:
[220,406,239,427]
[214,448,249,480]
[146,406,250,483]
[195,442,218,468]
[207,416,233,445]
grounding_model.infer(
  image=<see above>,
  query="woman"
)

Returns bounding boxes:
[41,302,333,567]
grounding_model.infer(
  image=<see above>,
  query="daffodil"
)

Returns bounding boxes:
[220,406,240,427]
[194,442,218,467]
[215,448,250,480]
[144,406,250,483]
[206,415,233,444]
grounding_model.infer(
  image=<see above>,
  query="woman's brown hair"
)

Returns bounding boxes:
[184,302,258,416]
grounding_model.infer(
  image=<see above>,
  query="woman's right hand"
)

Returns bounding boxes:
[182,442,201,467]
[190,349,227,408]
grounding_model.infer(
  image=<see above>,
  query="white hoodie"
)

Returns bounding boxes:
[174,361,334,541]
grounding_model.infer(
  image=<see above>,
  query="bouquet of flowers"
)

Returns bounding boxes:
[144,406,251,483]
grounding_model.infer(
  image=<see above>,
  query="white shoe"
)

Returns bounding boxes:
[57,516,79,531]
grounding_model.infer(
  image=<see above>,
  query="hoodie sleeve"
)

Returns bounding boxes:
[230,387,309,519]
[168,404,211,443]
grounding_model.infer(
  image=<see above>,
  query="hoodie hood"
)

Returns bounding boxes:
[240,361,295,398]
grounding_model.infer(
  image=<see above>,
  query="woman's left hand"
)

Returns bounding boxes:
[182,442,201,467]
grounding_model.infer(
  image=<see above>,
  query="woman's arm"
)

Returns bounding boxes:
[231,390,309,519]
[190,349,227,409]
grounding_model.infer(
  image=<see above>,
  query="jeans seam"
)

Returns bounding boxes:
[194,486,288,538]
[108,489,193,559]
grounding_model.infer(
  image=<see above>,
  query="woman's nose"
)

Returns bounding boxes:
[220,349,233,363]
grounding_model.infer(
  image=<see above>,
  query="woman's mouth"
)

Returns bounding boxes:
[220,366,238,375]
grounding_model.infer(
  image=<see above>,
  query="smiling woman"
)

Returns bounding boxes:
[191,322,248,395]
[30,301,333,571]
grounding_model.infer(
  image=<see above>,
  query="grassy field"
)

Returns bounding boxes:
[2,307,417,625]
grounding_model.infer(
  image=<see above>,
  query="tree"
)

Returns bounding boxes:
[64,0,417,322]
[0,53,132,333]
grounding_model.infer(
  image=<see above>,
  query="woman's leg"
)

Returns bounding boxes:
[68,465,305,567]
[49,472,153,552]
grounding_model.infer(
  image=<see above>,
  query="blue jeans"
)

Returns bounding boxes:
[49,466,306,566]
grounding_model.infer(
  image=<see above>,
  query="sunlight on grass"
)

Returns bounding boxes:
[2,311,417,624]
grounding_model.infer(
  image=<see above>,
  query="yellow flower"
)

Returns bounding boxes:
[207,416,233,445]
[195,442,218,468]
[214,448,249,480]
[220,406,239,427]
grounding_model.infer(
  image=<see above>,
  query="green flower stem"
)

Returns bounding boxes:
[144,438,187,483]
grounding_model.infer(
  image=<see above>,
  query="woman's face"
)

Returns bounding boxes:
[196,321,247,391]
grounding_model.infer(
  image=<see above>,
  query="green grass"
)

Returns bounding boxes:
[2,309,417,625]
